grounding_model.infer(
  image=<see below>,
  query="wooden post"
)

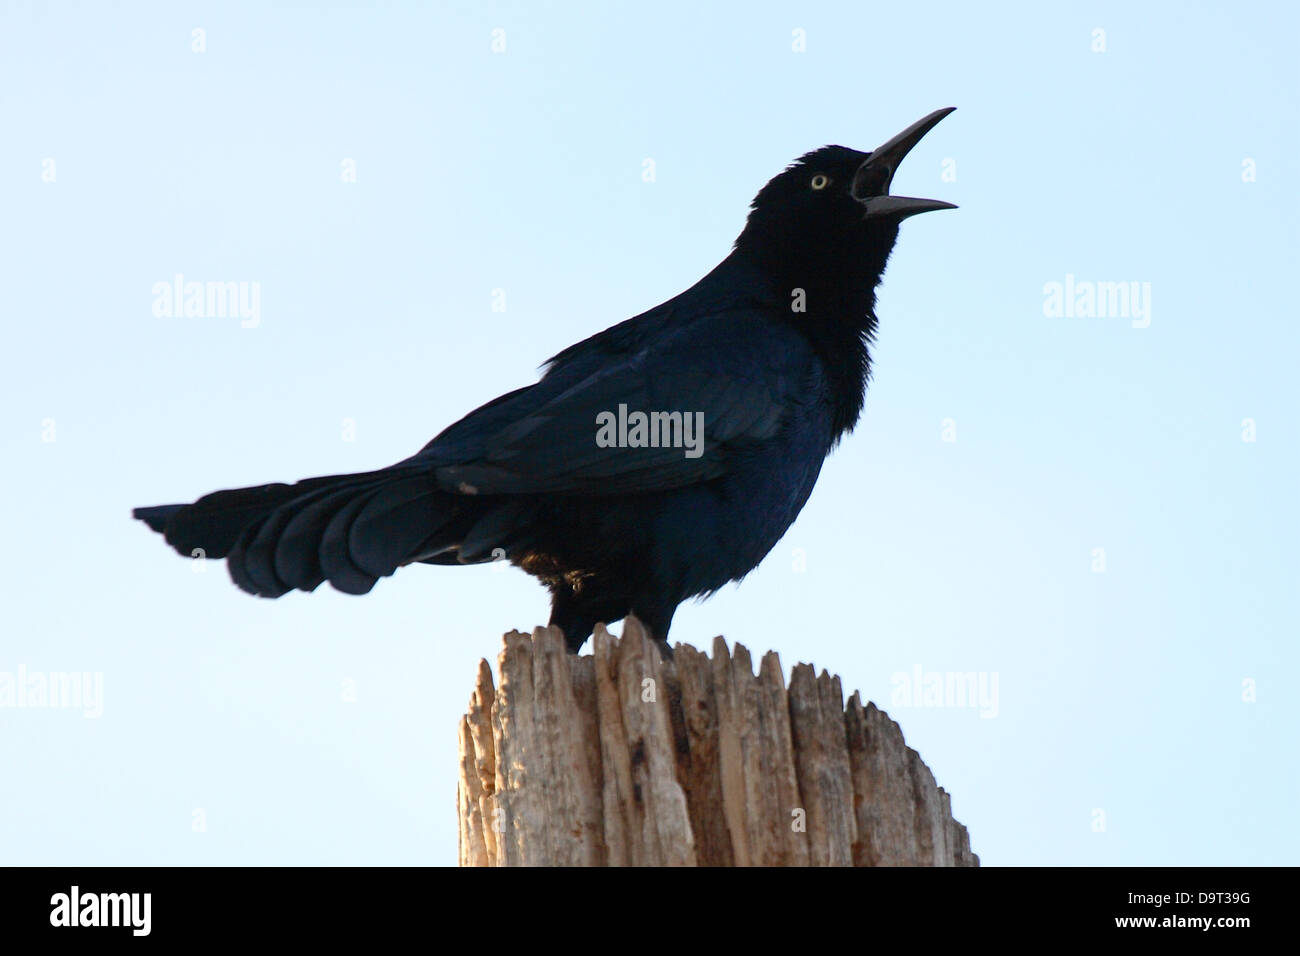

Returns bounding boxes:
[457,617,978,867]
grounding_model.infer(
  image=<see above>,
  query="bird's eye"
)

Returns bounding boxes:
[810,173,830,191]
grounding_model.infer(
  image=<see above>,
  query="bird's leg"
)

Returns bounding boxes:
[628,599,677,659]
[547,589,594,653]
[547,579,590,652]
[549,610,596,654]
[548,578,629,654]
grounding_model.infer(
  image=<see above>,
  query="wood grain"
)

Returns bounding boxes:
[457,618,978,867]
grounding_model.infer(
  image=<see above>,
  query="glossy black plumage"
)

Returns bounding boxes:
[133,109,956,651]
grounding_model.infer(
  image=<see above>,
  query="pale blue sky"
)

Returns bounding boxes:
[1,0,1295,865]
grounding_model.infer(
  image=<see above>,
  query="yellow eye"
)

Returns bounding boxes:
[810,173,830,190]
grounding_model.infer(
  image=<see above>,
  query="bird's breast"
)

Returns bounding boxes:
[667,403,835,597]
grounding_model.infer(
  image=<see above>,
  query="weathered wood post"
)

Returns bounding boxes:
[457,617,978,866]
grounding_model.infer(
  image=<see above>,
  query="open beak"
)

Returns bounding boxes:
[852,107,957,221]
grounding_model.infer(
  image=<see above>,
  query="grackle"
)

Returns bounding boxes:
[134,108,957,652]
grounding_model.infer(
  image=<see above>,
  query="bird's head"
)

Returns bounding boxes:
[734,108,956,308]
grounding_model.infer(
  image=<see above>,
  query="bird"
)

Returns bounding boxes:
[134,107,957,653]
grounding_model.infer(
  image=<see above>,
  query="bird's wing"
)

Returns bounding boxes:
[411,307,817,496]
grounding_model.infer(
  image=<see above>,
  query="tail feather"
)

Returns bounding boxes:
[349,477,448,578]
[457,499,531,562]
[235,495,328,597]
[319,487,388,595]
[134,504,185,535]
[240,478,390,596]
[133,467,483,597]
[228,513,284,597]
[271,482,387,592]
[139,476,365,560]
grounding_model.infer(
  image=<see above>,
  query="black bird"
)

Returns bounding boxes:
[134,108,956,652]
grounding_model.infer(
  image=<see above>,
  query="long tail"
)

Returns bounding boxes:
[133,467,479,597]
